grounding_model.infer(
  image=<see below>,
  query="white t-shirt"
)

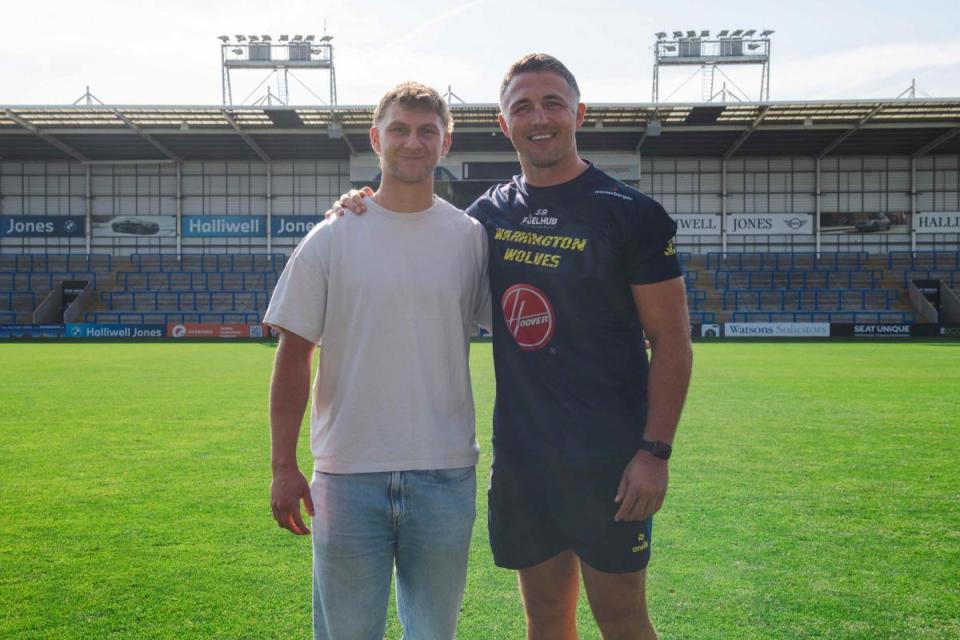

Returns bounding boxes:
[264,196,489,473]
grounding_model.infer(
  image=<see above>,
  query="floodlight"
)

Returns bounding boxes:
[686,30,697,37]
[280,34,289,41]
[235,35,247,41]
[743,29,756,36]
[218,35,230,42]
[673,31,683,38]
[306,35,315,41]
[718,29,729,37]
[730,29,743,37]
[232,48,243,55]
[655,31,667,39]
[319,35,333,42]
[700,30,709,37]
[248,35,259,42]
[647,120,662,136]
[261,35,271,41]
[760,29,774,36]
[293,35,303,41]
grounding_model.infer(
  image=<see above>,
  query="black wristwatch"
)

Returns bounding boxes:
[638,439,672,460]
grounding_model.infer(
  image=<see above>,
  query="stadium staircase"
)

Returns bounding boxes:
[0,254,113,325]
[80,254,286,325]
[689,251,960,324]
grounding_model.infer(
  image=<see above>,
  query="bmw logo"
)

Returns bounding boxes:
[64,220,78,233]
[70,326,83,337]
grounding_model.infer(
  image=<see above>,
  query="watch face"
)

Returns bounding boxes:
[651,442,671,460]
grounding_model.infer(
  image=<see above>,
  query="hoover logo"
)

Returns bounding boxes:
[501,284,555,351]
[171,324,187,338]
[701,323,721,338]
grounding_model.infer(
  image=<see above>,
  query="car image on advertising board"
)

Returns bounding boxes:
[111,218,161,235]
[92,215,176,238]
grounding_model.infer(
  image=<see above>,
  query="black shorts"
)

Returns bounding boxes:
[487,450,653,574]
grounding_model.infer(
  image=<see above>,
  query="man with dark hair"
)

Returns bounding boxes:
[499,52,581,102]
[478,52,692,640]
[329,54,692,640]
[267,81,488,640]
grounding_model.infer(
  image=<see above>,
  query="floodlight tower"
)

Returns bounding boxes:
[219,30,338,105]
[652,29,774,102]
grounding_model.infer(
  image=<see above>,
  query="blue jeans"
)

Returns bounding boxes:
[310,467,476,640]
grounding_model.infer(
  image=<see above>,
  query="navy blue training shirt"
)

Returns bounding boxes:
[467,163,682,459]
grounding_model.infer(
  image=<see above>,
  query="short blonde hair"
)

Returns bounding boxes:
[373,82,454,134]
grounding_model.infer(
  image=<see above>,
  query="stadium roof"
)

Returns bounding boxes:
[2,99,959,162]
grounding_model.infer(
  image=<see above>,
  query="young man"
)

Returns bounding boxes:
[330,54,692,640]
[266,82,489,640]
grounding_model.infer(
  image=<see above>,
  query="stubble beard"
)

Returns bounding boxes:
[519,141,572,170]
[384,158,433,184]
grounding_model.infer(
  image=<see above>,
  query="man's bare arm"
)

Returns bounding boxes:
[269,329,317,535]
[614,276,693,521]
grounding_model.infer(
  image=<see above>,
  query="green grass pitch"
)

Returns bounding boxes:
[1,342,958,639]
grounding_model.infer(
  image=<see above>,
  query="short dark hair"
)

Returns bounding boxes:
[499,53,581,106]
[373,82,453,134]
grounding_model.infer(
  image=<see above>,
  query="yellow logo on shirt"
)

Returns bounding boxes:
[663,237,676,257]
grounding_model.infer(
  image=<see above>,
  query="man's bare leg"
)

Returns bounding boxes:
[518,550,580,640]
[581,562,657,640]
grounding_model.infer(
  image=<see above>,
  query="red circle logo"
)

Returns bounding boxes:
[501,284,556,351]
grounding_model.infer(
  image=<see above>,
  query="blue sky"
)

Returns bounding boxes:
[1,0,958,105]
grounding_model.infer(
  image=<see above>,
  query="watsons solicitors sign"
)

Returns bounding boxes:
[727,214,814,235]
[914,212,960,234]
[1,215,85,238]
[724,322,830,338]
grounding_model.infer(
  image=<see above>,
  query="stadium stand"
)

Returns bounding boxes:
[81,254,286,325]
[693,251,933,323]
[0,254,114,324]
[1,101,957,330]
[0,252,284,325]
[3,248,957,327]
